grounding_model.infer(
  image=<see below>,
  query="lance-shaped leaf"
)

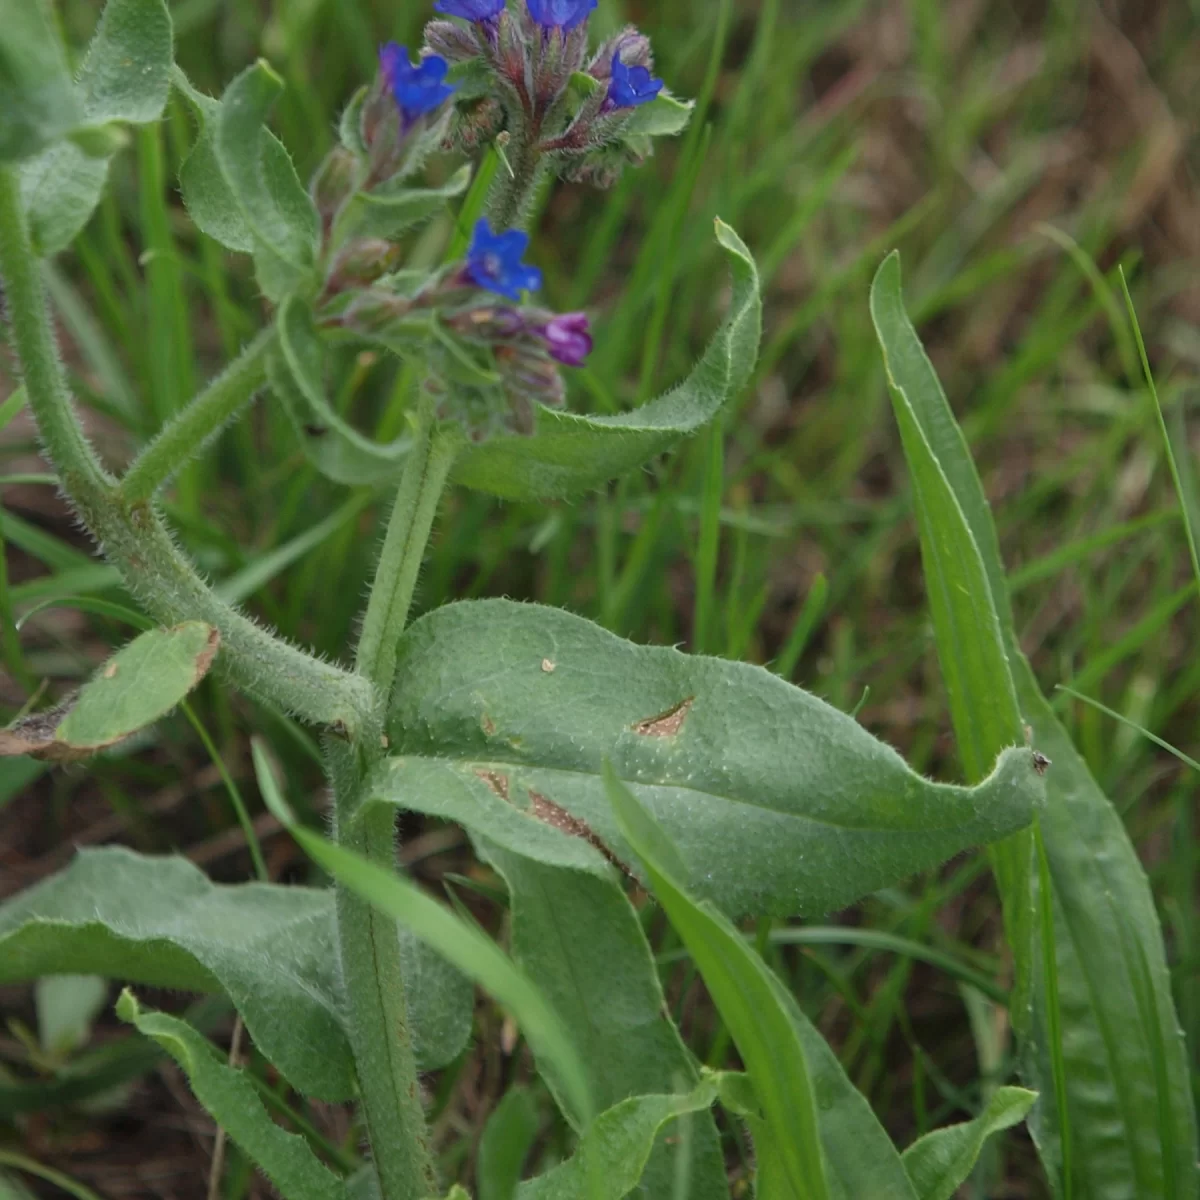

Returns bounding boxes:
[0,848,471,1100]
[0,622,218,761]
[117,992,347,1200]
[0,0,81,163]
[517,1078,719,1200]
[270,295,412,485]
[377,599,1042,918]
[450,219,761,500]
[869,252,1198,1198]
[335,165,472,243]
[20,0,173,255]
[901,1087,1037,1200]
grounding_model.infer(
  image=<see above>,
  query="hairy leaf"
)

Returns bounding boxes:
[0,848,471,1100]
[0,623,218,761]
[0,0,81,162]
[450,220,760,499]
[378,599,1042,918]
[117,992,347,1200]
[336,165,472,243]
[20,0,173,255]
[902,1087,1037,1200]
[620,91,693,139]
[870,252,1198,1198]
[517,1078,719,1200]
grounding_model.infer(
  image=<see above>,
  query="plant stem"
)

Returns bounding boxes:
[122,326,275,502]
[329,739,437,1200]
[355,398,459,696]
[0,166,372,734]
[486,128,545,232]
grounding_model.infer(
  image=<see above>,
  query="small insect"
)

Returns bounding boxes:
[1032,750,1051,776]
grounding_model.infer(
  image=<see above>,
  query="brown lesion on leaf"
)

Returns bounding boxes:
[191,626,221,686]
[529,789,636,880]
[481,714,497,736]
[0,697,83,762]
[631,696,694,738]
[474,768,510,801]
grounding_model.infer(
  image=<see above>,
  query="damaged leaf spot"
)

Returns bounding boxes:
[529,790,636,879]
[103,661,119,679]
[482,714,497,736]
[631,696,694,738]
[474,768,510,801]
[541,658,556,673]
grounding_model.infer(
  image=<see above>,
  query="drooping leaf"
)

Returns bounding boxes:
[20,0,173,255]
[378,599,1043,918]
[117,991,347,1200]
[620,91,693,139]
[869,252,1198,1198]
[477,846,728,1197]
[517,1078,719,1200]
[0,0,81,163]
[270,296,412,485]
[605,767,829,1200]
[450,220,761,499]
[0,848,471,1100]
[0,622,219,761]
[479,1088,540,1200]
[335,165,472,243]
[901,1087,1037,1200]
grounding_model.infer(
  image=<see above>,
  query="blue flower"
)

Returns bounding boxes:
[607,51,663,108]
[378,44,457,123]
[464,220,543,300]
[433,0,506,20]
[525,0,597,31]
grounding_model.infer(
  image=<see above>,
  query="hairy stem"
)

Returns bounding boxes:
[0,166,372,733]
[122,326,275,502]
[486,128,546,231]
[355,398,459,697]
[329,739,437,1200]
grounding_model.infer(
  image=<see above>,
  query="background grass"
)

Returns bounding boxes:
[2,0,1198,1195]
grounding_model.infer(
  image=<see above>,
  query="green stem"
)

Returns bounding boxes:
[486,128,545,232]
[355,399,459,695]
[0,165,371,734]
[329,739,437,1200]
[122,326,275,502]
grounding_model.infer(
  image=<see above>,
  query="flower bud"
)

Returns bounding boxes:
[325,240,403,294]
[423,19,483,63]
[589,26,653,79]
[310,146,360,218]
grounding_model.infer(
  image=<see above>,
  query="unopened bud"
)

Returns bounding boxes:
[310,146,360,217]
[424,19,483,63]
[589,26,652,79]
[325,240,403,293]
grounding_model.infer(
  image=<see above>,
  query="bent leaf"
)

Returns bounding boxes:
[517,1078,719,1200]
[451,219,761,499]
[870,252,1198,1198]
[21,0,173,255]
[620,91,693,139]
[336,165,472,243]
[901,1087,1037,1200]
[0,848,470,1100]
[606,767,829,1200]
[270,295,411,485]
[380,599,1042,918]
[0,622,218,761]
[117,991,346,1200]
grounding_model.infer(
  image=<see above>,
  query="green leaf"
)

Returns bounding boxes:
[0,847,470,1100]
[262,806,595,1129]
[901,1088,1037,1200]
[605,767,829,1200]
[379,599,1042,918]
[214,61,319,283]
[451,219,761,499]
[270,296,411,485]
[517,1078,719,1200]
[337,165,472,243]
[116,991,347,1200]
[476,846,728,1196]
[478,1088,539,1200]
[869,251,1199,1198]
[0,622,219,760]
[20,0,173,256]
[35,974,107,1057]
[619,90,693,139]
[0,0,82,162]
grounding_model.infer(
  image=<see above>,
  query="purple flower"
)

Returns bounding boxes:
[379,44,456,123]
[526,0,597,31]
[434,0,506,20]
[607,51,663,109]
[536,313,592,366]
[465,219,543,300]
